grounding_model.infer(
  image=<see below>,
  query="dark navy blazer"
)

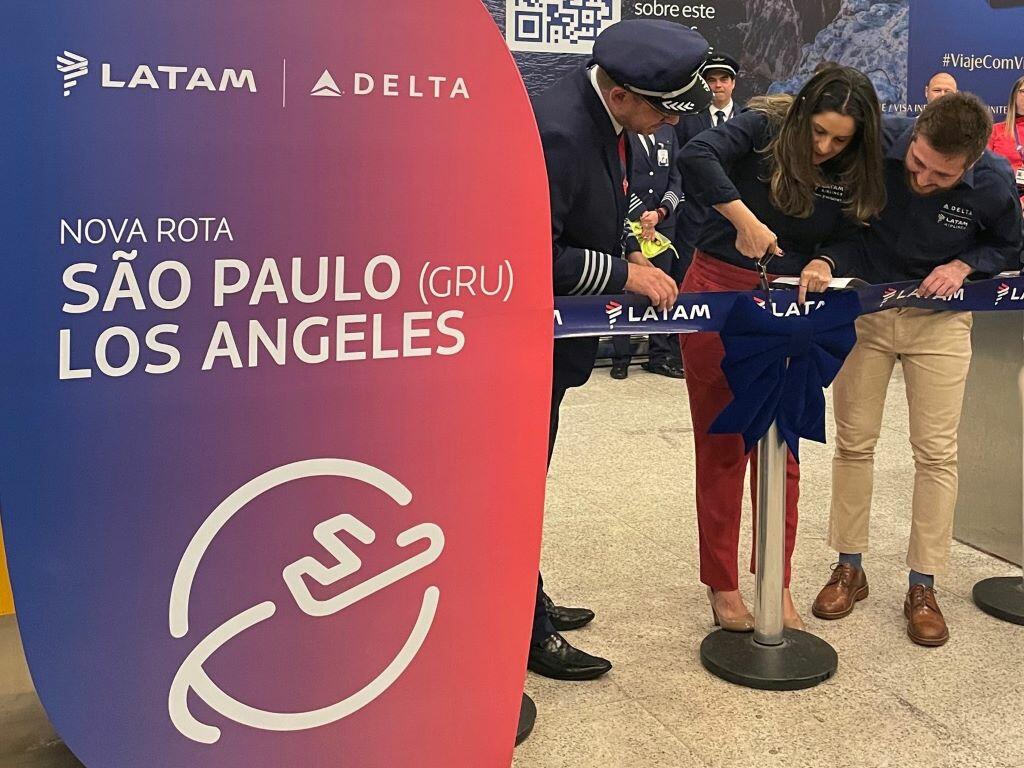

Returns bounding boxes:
[673,109,724,252]
[627,126,683,238]
[533,64,634,387]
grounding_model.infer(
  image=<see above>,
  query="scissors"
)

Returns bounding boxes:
[755,248,777,312]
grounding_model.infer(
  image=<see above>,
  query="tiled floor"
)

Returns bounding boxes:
[2,363,1022,768]
[514,363,1024,768]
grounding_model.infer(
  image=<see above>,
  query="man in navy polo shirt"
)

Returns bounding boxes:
[813,93,1024,646]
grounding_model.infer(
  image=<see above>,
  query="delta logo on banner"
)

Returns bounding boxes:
[0,3,551,767]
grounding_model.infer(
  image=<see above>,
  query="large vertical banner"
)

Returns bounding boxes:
[909,0,1024,117]
[0,3,552,767]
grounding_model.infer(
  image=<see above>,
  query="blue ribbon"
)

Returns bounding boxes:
[554,273,1024,339]
[706,291,861,461]
[553,272,1024,460]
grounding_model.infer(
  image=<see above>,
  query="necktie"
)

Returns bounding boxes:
[714,110,726,127]
[617,133,628,195]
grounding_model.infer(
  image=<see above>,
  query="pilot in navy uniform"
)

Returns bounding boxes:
[526,20,712,685]
[674,53,742,279]
[610,125,685,379]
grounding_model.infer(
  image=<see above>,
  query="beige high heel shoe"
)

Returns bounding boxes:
[707,587,754,632]
[783,614,806,631]
[782,589,805,630]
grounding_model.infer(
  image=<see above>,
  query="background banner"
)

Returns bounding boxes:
[0,2,552,767]
[489,1,911,111]
[908,0,1024,118]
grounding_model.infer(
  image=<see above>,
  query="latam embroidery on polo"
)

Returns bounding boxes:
[100,62,257,92]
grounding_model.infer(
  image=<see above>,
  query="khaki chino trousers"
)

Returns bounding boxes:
[829,308,973,575]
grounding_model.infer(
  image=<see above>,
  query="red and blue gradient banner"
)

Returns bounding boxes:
[0,3,551,767]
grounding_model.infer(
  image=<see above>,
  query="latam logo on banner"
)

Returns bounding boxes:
[1,2,551,767]
[56,51,258,96]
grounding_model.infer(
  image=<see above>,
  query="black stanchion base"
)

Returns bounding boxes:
[973,576,1024,626]
[515,693,537,746]
[700,628,838,691]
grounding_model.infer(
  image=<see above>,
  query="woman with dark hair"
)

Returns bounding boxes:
[987,74,1024,204]
[678,66,885,631]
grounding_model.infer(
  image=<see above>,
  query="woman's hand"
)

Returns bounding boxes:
[717,202,780,260]
[734,218,780,261]
[798,258,833,304]
[639,210,660,241]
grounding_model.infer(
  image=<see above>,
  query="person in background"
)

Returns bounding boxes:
[673,53,742,282]
[610,125,685,379]
[925,72,958,103]
[813,92,1024,647]
[987,74,1024,206]
[678,66,885,632]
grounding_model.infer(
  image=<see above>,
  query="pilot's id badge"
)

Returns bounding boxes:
[657,148,670,166]
[1016,167,1024,187]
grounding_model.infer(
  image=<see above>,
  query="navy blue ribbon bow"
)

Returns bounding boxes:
[708,291,861,460]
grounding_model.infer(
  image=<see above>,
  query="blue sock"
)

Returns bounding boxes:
[838,552,862,569]
[909,570,934,589]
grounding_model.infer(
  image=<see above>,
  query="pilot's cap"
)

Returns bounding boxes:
[703,52,740,78]
[592,20,712,116]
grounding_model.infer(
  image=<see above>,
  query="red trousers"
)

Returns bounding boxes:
[680,251,800,590]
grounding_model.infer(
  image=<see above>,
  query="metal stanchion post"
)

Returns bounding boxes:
[700,414,839,690]
[972,365,1024,625]
[753,420,786,648]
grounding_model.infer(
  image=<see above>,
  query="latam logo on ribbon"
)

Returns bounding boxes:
[993,282,1024,306]
[168,459,444,745]
[605,300,623,329]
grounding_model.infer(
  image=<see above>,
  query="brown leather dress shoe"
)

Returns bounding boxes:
[904,584,949,647]
[812,563,869,619]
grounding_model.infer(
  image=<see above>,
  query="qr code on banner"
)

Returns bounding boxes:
[505,0,620,54]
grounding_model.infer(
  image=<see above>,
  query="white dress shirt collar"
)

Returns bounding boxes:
[589,66,624,136]
[713,100,735,122]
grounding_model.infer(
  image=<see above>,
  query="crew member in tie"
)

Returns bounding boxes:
[673,53,742,280]
[526,20,712,686]
[610,125,685,379]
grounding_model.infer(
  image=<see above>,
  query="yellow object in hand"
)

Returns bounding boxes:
[629,220,678,260]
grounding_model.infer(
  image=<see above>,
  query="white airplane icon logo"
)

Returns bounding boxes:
[168,459,444,744]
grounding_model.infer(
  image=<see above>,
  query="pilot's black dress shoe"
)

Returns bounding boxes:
[641,359,685,378]
[542,592,595,632]
[527,632,612,681]
[610,363,629,379]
